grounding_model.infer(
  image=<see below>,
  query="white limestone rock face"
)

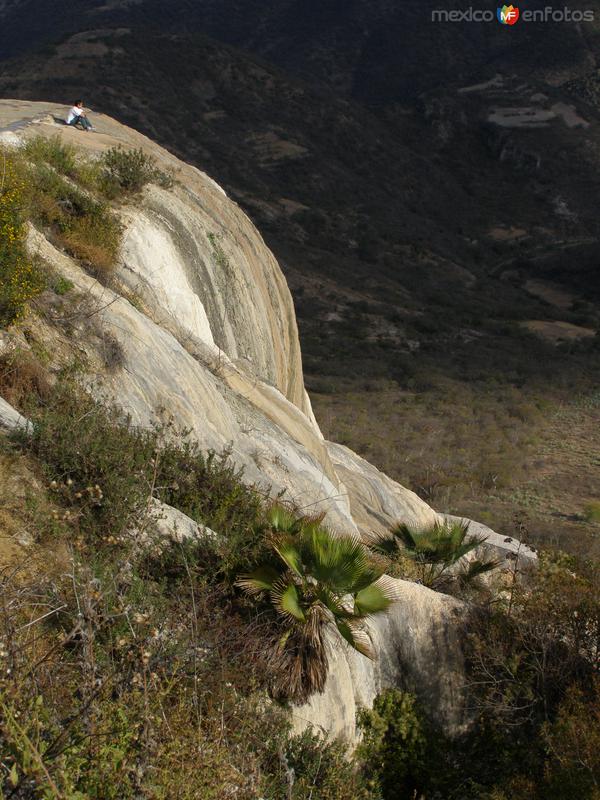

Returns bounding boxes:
[27,227,356,534]
[0,396,31,433]
[292,580,468,743]
[120,208,216,349]
[327,442,441,535]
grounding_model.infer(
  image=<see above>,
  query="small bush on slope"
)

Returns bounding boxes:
[0,347,52,409]
[584,501,600,523]
[100,146,174,195]
[357,689,430,799]
[13,384,265,556]
[24,135,79,178]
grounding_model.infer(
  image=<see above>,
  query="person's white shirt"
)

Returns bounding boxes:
[67,106,84,124]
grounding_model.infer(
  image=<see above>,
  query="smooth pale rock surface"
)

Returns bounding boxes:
[148,500,217,543]
[0,396,31,433]
[120,206,217,349]
[27,227,356,533]
[327,442,441,536]
[445,514,538,564]
[293,580,467,741]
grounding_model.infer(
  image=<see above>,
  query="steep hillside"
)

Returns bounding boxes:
[0,99,447,536]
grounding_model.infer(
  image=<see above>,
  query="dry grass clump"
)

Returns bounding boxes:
[0,347,52,408]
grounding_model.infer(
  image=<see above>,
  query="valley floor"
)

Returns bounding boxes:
[312,381,600,558]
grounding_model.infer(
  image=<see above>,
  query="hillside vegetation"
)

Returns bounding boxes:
[2,378,597,799]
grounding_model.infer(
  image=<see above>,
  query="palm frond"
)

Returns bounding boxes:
[237,511,394,700]
[273,535,304,576]
[448,520,469,549]
[394,520,487,567]
[235,565,279,595]
[457,557,502,586]
[307,530,371,592]
[367,534,402,560]
[316,586,352,619]
[354,583,392,616]
[335,618,375,659]
[268,504,302,534]
[391,523,418,550]
[271,578,306,622]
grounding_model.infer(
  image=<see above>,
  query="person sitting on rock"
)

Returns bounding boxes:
[66,100,93,131]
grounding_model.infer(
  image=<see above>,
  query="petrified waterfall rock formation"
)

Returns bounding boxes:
[0,100,533,741]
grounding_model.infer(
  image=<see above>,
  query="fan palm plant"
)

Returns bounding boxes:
[370,520,500,592]
[236,504,394,703]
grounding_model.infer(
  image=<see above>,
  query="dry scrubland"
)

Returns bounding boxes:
[312,379,600,558]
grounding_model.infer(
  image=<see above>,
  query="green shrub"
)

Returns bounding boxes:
[101,146,173,194]
[52,275,74,295]
[542,680,600,800]
[351,553,600,800]
[16,385,158,541]
[24,134,78,177]
[278,730,375,799]
[0,446,376,800]
[0,151,46,325]
[237,505,392,703]
[60,204,122,280]
[15,384,266,567]
[157,441,266,579]
[370,519,499,593]
[583,501,600,523]
[357,689,429,799]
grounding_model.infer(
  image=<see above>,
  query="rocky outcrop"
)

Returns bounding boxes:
[148,500,217,544]
[327,442,441,536]
[445,514,538,566]
[2,100,440,539]
[293,580,468,741]
[0,396,30,433]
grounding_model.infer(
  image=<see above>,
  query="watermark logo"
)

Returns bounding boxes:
[431,5,595,23]
[497,4,520,24]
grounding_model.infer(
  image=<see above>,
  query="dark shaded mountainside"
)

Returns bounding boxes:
[1,0,600,385]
